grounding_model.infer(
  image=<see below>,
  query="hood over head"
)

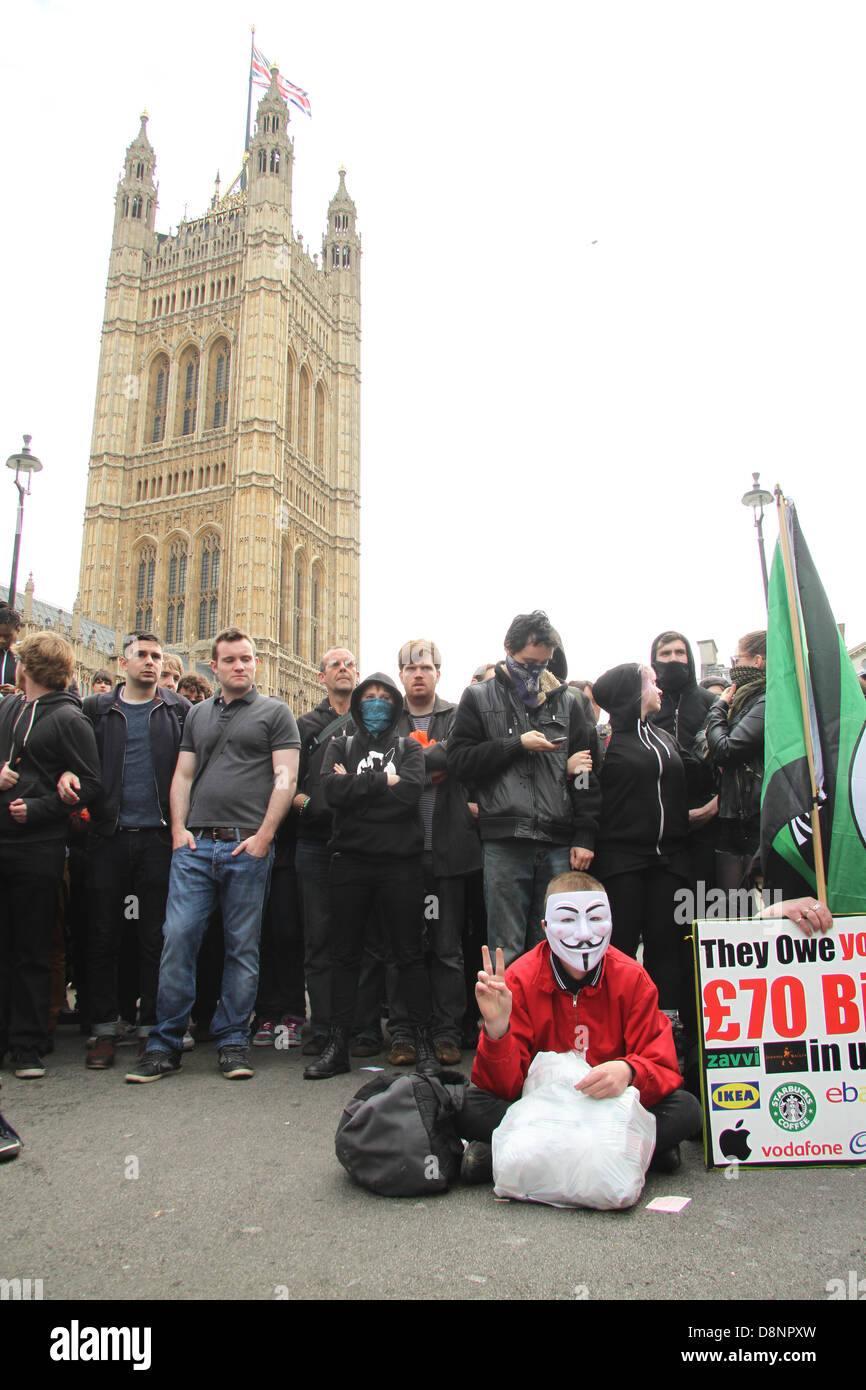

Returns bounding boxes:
[592,663,645,730]
[350,670,403,737]
[650,630,698,690]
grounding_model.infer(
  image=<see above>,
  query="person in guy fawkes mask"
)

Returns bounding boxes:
[456,871,701,1182]
[303,672,438,1080]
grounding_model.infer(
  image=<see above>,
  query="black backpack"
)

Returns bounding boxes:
[335,1070,468,1197]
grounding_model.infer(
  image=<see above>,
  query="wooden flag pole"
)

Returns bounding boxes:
[774,487,828,904]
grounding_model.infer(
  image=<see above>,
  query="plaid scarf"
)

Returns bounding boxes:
[729,668,766,720]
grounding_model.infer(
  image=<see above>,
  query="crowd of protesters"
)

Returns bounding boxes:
[0,605,847,1165]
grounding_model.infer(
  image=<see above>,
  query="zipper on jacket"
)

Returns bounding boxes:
[638,718,666,855]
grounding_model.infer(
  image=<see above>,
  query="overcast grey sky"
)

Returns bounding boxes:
[1,0,863,702]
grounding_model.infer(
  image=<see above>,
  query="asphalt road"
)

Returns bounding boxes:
[2,1025,864,1307]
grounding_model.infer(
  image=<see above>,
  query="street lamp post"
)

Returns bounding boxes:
[5,435,43,608]
[741,471,774,607]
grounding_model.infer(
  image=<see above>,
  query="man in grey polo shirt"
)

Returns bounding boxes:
[127,627,300,1082]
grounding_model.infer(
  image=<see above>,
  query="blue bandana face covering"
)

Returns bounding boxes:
[359,696,392,735]
[505,652,548,707]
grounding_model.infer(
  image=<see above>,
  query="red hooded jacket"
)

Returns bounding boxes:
[471,941,683,1109]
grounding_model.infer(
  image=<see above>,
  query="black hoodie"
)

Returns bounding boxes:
[321,671,425,858]
[0,690,101,843]
[591,663,689,879]
[649,631,716,748]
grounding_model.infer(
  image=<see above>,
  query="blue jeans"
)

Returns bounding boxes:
[482,840,571,965]
[148,837,274,1054]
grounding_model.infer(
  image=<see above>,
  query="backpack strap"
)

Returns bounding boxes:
[310,709,353,751]
[190,700,254,798]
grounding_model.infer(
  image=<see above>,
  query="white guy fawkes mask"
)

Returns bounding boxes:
[543,892,613,972]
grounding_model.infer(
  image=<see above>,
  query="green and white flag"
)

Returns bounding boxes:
[761,502,866,911]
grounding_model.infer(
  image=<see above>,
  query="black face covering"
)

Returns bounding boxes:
[655,661,690,694]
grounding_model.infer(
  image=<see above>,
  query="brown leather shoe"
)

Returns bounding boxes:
[387,1040,416,1066]
[434,1040,461,1066]
[86,1036,116,1070]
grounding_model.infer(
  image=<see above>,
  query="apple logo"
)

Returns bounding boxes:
[719,1119,752,1161]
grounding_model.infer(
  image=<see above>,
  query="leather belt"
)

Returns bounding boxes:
[189,826,257,842]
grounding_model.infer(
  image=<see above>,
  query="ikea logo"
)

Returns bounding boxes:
[710,1082,760,1111]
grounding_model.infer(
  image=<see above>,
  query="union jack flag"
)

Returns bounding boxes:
[251,43,312,117]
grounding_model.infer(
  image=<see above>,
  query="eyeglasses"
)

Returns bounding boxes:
[323,658,356,671]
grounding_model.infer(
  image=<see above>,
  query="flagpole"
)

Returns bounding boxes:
[241,24,255,191]
[774,487,829,903]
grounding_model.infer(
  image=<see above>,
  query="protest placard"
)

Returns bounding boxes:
[693,916,866,1167]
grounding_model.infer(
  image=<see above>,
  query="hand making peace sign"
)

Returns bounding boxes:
[475,944,512,1040]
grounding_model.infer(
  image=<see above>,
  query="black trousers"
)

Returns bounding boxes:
[86,829,172,1031]
[255,862,306,1020]
[0,839,67,1054]
[460,1083,702,1159]
[605,867,687,1012]
[329,853,431,1031]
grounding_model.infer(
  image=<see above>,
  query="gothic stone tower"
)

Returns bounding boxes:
[76,71,361,710]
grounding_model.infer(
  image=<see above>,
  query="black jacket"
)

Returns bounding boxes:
[592,663,690,879]
[448,664,600,849]
[395,693,481,878]
[83,683,189,836]
[296,697,356,845]
[704,691,765,825]
[0,690,101,843]
[321,672,425,859]
[649,632,716,747]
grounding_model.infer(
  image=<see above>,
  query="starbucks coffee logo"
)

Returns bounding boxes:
[769,1082,816,1133]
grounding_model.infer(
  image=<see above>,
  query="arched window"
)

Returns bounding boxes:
[207,338,231,429]
[131,196,142,219]
[258,149,267,173]
[293,554,305,656]
[134,543,156,631]
[175,347,199,437]
[314,382,326,472]
[342,246,351,268]
[269,149,280,174]
[279,546,291,647]
[198,533,220,639]
[165,538,187,642]
[298,367,311,457]
[285,351,295,443]
[148,354,169,444]
[310,566,322,667]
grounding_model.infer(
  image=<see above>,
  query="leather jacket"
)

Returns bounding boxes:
[704,692,765,823]
[448,666,600,848]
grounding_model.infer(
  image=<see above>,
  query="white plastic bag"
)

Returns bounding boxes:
[491,1050,656,1210]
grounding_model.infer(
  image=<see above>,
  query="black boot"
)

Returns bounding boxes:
[303,1026,350,1080]
[413,1026,440,1077]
